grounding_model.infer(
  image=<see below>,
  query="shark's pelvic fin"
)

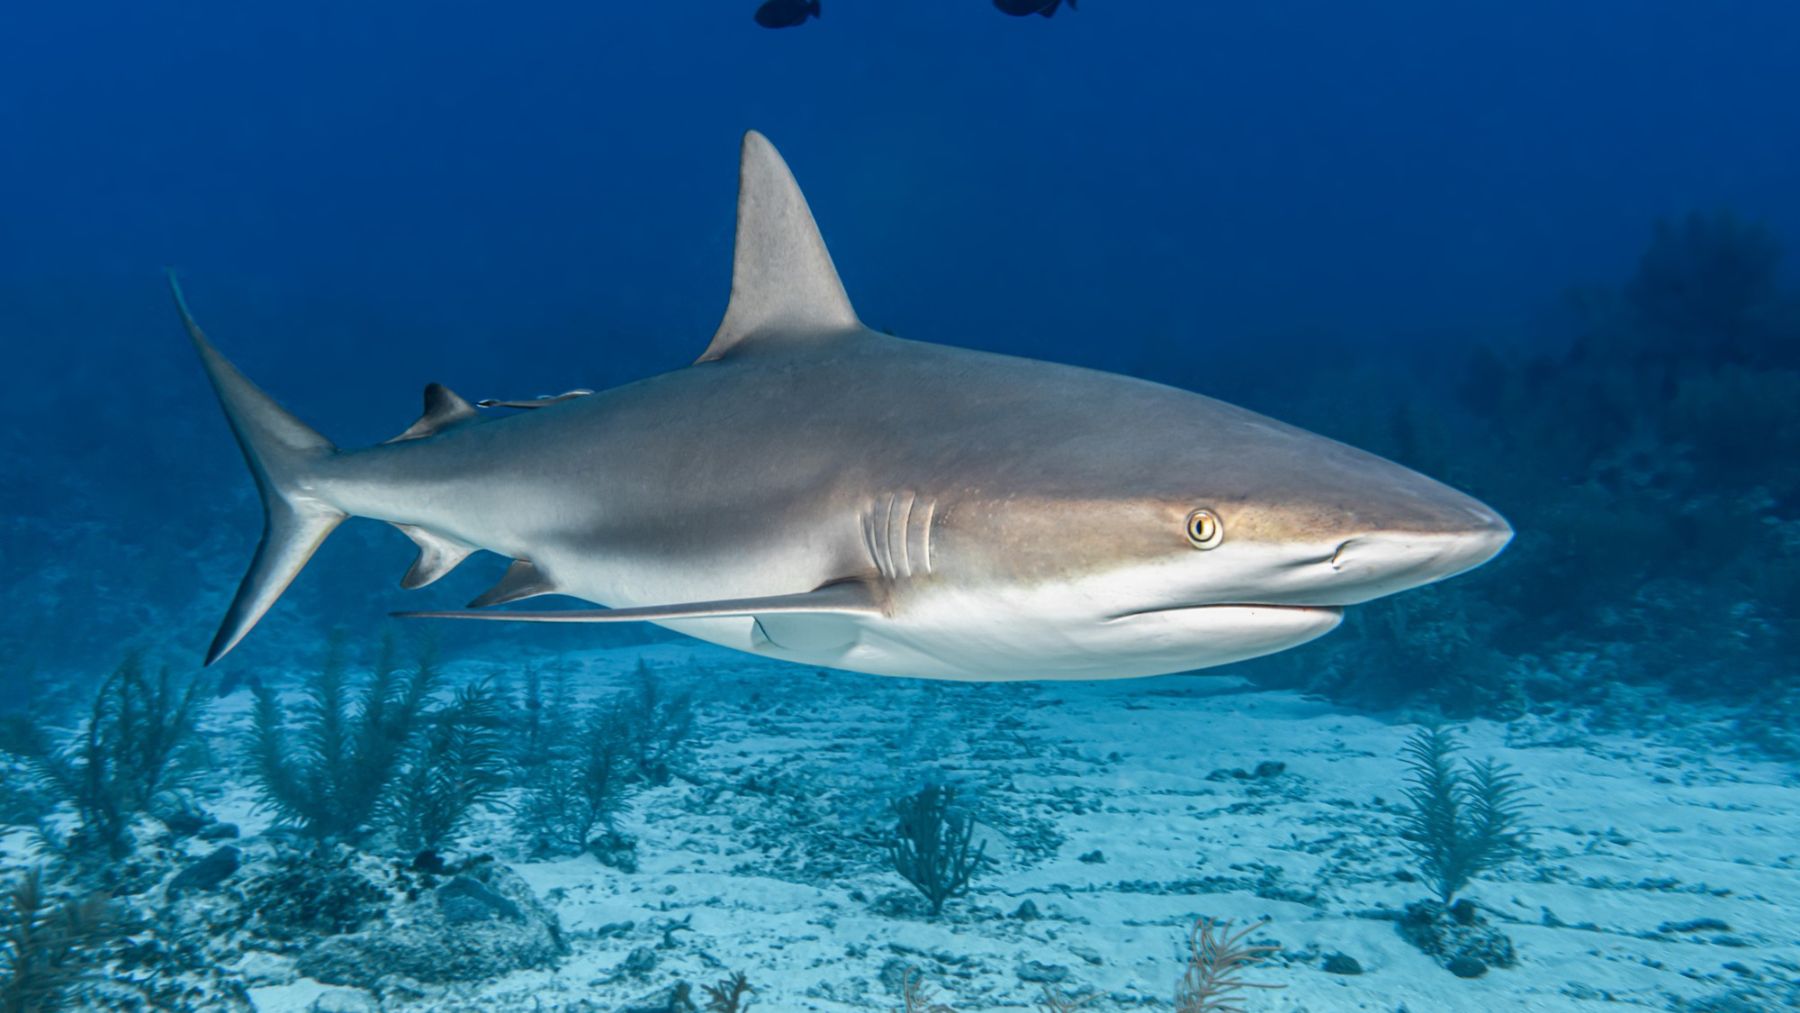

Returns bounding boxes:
[468,559,558,608]
[394,524,477,589]
[696,130,860,363]
[399,580,880,624]
[387,383,480,443]
[169,272,345,666]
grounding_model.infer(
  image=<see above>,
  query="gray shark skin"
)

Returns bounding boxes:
[176,130,1511,681]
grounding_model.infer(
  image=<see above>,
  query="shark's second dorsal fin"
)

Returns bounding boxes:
[696,131,860,363]
[387,383,480,443]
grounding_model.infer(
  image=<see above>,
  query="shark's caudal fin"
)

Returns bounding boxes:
[696,131,860,363]
[169,273,346,665]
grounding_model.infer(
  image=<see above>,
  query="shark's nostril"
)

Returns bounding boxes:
[1328,540,1353,571]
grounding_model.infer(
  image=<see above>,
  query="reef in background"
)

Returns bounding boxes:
[1226,211,1800,751]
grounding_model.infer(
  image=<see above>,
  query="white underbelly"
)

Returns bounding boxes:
[500,543,1341,683]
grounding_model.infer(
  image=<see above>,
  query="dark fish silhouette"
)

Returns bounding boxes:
[995,0,1076,16]
[754,0,820,29]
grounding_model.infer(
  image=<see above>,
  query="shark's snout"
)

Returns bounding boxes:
[1188,472,1513,610]
[1313,512,1511,605]
[1292,454,1514,605]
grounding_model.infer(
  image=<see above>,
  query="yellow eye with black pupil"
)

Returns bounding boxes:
[1186,509,1223,549]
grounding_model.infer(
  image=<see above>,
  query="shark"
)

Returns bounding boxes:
[176,130,1511,681]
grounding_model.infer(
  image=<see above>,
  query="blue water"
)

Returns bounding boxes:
[3,2,1798,1010]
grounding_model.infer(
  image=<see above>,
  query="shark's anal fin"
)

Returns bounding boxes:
[467,559,557,608]
[397,580,879,625]
[696,131,860,363]
[393,524,477,590]
[386,383,480,444]
[475,389,593,410]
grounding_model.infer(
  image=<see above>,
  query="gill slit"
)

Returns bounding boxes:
[891,491,916,578]
[861,505,879,577]
[877,494,897,579]
[867,492,936,581]
[920,498,935,575]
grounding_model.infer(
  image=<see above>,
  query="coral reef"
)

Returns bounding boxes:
[1395,899,1517,978]
[1241,211,1800,742]
[293,860,565,988]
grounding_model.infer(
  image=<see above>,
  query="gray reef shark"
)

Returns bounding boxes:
[177,131,1511,681]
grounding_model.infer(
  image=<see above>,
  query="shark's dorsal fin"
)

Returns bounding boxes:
[393,524,477,589]
[696,131,860,363]
[468,558,557,608]
[386,383,480,444]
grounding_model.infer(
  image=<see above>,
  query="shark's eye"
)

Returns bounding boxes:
[1186,509,1224,549]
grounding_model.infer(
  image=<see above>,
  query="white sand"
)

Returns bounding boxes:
[36,639,1800,1011]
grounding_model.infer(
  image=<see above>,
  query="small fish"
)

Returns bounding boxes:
[994,0,1076,17]
[754,0,820,29]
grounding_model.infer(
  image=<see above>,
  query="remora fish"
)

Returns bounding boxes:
[175,131,1511,681]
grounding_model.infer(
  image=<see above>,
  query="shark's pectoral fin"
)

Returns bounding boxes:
[395,580,880,625]
[468,559,557,608]
[393,524,477,589]
[386,383,481,443]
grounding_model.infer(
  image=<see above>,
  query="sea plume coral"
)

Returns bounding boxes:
[249,636,437,840]
[1174,917,1282,1013]
[32,655,204,860]
[1397,726,1532,904]
[514,675,640,857]
[0,868,117,1013]
[389,679,510,852]
[886,783,986,917]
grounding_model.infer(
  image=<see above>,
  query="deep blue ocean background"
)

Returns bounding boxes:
[8,0,1799,695]
[2,0,1797,710]
[4,4,1800,1009]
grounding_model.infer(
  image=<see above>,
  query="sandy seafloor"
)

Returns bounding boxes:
[8,641,1797,1012]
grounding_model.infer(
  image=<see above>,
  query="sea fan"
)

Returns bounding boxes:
[892,969,956,1013]
[1174,917,1283,1013]
[1035,984,1099,1012]
[703,970,754,1012]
